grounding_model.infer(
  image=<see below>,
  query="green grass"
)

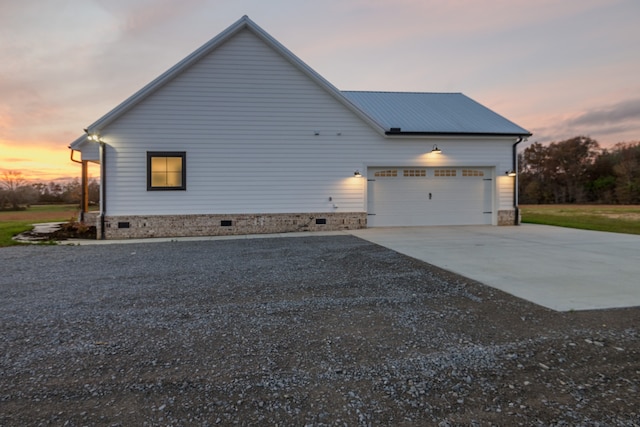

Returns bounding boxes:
[0,204,80,247]
[520,205,640,235]
[0,222,34,247]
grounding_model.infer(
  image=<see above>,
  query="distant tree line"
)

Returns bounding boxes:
[518,136,640,204]
[0,171,99,210]
[3,137,639,210]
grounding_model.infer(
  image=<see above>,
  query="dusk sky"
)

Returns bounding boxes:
[1,0,639,181]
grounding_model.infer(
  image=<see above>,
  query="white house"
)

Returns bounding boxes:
[69,16,531,240]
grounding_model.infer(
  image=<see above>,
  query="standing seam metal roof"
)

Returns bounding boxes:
[342,91,531,136]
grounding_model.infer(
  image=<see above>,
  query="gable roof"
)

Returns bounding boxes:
[70,15,384,148]
[70,16,530,149]
[342,91,531,137]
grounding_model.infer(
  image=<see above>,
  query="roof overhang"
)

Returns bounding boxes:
[69,134,89,150]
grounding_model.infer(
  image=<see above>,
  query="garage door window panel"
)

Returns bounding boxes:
[403,169,426,177]
[434,169,457,177]
[375,170,398,177]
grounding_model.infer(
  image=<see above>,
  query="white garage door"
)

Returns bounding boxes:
[367,167,493,227]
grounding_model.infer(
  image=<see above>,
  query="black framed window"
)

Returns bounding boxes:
[147,151,186,191]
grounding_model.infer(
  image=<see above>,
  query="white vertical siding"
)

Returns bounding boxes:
[99,29,515,218]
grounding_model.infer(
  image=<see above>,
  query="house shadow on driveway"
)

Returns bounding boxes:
[349,224,640,312]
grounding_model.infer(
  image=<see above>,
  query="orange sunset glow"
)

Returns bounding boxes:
[1,1,639,182]
[0,141,80,182]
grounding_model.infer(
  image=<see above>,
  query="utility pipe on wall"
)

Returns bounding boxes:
[99,141,106,240]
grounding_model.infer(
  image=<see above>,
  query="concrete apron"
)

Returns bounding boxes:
[348,224,640,312]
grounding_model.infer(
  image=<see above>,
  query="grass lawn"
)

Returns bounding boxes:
[520,204,640,235]
[0,205,80,247]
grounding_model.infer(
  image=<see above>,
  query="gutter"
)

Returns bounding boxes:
[384,130,533,138]
[70,149,82,164]
[69,149,85,222]
[512,136,524,225]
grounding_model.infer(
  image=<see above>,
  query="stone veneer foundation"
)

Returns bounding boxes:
[96,212,367,240]
[84,210,519,240]
[497,209,520,226]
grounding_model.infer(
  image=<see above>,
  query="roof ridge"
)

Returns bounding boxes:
[342,90,464,95]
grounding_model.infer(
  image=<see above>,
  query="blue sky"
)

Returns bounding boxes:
[1,0,639,179]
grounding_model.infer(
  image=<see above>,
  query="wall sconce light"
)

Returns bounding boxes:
[506,170,517,177]
[431,144,442,154]
[87,133,102,142]
[354,170,362,177]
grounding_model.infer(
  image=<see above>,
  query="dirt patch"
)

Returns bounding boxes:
[0,209,77,221]
[1,236,638,425]
[51,221,97,240]
[600,213,640,220]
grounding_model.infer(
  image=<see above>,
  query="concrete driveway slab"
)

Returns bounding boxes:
[349,224,640,311]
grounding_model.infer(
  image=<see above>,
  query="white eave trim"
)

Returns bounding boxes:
[69,134,88,149]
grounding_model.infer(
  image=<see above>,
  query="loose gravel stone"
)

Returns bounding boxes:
[1,235,639,425]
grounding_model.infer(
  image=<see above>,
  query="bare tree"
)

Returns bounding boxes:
[0,170,28,210]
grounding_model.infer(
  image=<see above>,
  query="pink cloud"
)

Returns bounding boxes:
[93,0,206,37]
[287,0,613,58]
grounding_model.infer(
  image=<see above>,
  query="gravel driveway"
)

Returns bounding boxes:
[1,235,639,425]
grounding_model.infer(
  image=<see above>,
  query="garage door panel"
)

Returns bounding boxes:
[367,167,492,227]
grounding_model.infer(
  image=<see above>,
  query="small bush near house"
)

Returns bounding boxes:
[51,218,96,240]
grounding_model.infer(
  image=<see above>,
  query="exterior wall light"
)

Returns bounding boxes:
[506,170,517,177]
[87,133,102,142]
[431,144,442,154]
[354,170,362,177]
